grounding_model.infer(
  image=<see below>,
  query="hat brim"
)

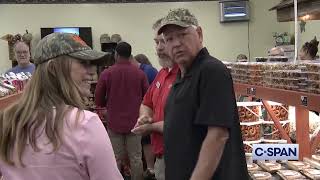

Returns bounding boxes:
[69,49,107,64]
[157,21,190,35]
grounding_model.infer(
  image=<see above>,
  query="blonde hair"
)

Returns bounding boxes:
[0,55,85,166]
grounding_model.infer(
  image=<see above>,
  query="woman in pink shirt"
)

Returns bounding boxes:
[0,33,123,180]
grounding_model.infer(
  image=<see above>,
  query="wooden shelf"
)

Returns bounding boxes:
[0,92,22,110]
[234,83,316,160]
[234,83,320,112]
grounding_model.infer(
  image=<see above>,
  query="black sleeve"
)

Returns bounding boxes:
[194,60,236,128]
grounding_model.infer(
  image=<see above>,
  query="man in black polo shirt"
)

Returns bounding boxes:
[157,8,249,180]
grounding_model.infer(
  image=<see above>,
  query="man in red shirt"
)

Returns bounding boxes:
[132,18,178,180]
[95,41,148,180]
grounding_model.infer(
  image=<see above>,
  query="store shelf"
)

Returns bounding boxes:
[234,83,314,160]
[0,92,22,110]
[234,83,320,112]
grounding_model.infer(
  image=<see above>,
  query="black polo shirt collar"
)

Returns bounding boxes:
[176,47,209,82]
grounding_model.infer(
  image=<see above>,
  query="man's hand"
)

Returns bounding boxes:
[131,123,153,135]
[134,115,153,128]
[132,115,153,135]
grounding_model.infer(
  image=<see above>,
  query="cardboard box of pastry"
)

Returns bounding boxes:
[286,161,311,171]
[265,101,289,121]
[257,161,282,172]
[240,121,263,141]
[301,168,320,180]
[277,170,307,179]
[237,102,262,122]
[249,171,272,180]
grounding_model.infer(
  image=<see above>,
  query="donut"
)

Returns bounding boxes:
[240,111,246,119]
[249,126,256,136]
[244,144,252,153]
[274,109,280,118]
[246,111,253,119]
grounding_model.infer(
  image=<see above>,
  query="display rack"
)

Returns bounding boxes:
[234,83,320,160]
[0,93,22,110]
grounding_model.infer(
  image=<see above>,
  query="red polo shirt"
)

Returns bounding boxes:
[95,61,149,133]
[142,65,178,156]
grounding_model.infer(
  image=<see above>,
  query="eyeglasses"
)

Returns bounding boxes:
[16,51,29,55]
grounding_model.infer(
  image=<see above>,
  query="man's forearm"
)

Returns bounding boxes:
[150,121,164,133]
[190,127,229,180]
[139,104,153,117]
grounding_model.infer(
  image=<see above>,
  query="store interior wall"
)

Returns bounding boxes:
[0,0,290,71]
[297,20,320,50]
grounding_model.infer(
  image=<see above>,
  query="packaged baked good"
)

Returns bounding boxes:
[248,75,264,86]
[304,62,320,72]
[258,161,282,172]
[248,70,264,77]
[237,102,262,122]
[243,140,262,153]
[306,80,320,89]
[307,88,320,94]
[302,168,320,179]
[240,121,262,141]
[312,155,320,163]
[247,163,261,171]
[265,102,289,121]
[263,120,290,140]
[249,171,272,180]
[277,170,307,179]
[307,72,320,81]
[286,161,311,171]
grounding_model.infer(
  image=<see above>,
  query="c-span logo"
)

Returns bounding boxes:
[252,144,299,160]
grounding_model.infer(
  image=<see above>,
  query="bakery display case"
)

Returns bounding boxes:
[230,61,320,160]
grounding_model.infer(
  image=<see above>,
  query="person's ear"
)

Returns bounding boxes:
[196,26,203,44]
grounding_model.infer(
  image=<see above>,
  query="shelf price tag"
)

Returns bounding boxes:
[300,96,308,106]
[246,87,256,96]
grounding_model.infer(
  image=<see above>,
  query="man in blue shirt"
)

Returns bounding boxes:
[6,41,35,74]
[132,54,158,84]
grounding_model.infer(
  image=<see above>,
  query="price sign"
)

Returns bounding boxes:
[246,87,256,96]
[300,96,308,106]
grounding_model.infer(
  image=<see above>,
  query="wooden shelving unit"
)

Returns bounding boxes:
[234,83,320,160]
[0,93,22,110]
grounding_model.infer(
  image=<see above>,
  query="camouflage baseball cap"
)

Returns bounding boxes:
[152,17,164,31]
[34,32,106,64]
[100,34,111,43]
[111,34,122,43]
[157,8,198,35]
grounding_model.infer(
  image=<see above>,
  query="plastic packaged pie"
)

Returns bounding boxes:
[312,155,320,162]
[277,170,307,179]
[257,161,282,172]
[249,171,272,180]
[286,161,311,171]
[247,163,261,171]
[302,168,320,179]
